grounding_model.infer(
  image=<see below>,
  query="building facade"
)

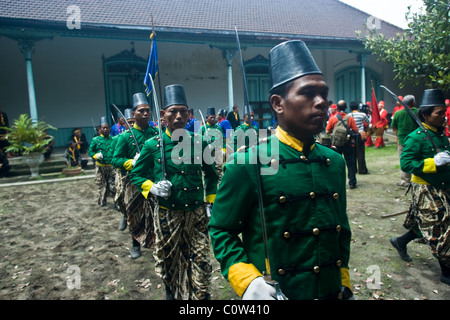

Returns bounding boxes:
[0,0,420,147]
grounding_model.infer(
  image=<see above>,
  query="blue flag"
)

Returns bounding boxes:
[144,33,158,96]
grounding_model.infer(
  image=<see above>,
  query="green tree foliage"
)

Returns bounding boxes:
[359,0,450,91]
[1,114,56,155]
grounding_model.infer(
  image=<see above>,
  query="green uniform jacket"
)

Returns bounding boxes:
[88,134,115,165]
[390,107,419,145]
[200,122,225,149]
[209,129,351,300]
[129,129,219,210]
[400,124,450,189]
[233,123,259,152]
[112,124,158,173]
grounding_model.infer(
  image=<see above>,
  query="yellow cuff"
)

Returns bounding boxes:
[205,194,216,203]
[341,267,351,289]
[93,154,98,160]
[123,159,134,171]
[228,262,263,297]
[96,162,111,167]
[141,180,154,199]
[423,158,437,173]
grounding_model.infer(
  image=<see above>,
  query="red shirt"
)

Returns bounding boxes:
[326,111,358,134]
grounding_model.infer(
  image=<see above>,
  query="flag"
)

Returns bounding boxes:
[371,84,381,125]
[144,32,158,96]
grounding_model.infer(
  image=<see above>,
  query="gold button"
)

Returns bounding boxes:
[270,158,278,166]
[333,193,339,199]
[336,260,342,267]
[185,204,189,207]
[172,204,175,207]
[326,158,331,165]
[279,196,286,203]
[158,159,161,163]
[184,187,187,191]
[310,192,315,199]
[313,228,320,236]
[181,171,185,174]
[283,231,291,239]
[300,155,306,161]
[278,268,285,275]
[156,144,160,148]
[336,225,341,232]
[313,266,320,273]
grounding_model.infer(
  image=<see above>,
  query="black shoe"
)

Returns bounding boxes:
[440,274,450,286]
[349,185,357,189]
[119,215,127,231]
[130,246,141,259]
[390,237,412,262]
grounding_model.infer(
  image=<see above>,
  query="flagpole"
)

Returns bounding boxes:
[150,16,163,109]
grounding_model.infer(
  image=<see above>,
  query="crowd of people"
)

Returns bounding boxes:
[0,40,449,301]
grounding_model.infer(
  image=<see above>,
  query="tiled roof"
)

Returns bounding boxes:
[0,0,403,40]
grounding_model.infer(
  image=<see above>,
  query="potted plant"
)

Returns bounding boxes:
[1,114,56,178]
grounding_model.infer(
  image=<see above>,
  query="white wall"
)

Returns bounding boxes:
[1,34,418,133]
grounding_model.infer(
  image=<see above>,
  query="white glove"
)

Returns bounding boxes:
[95,152,103,160]
[205,203,212,218]
[242,277,277,300]
[434,151,450,167]
[132,153,140,167]
[150,180,172,198]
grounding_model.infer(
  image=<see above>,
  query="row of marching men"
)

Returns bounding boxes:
[86,39,364,301]
[87,85,251,300]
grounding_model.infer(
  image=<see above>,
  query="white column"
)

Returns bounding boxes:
[18,39,38,124]
[359,53,369,104]
[224,50,236,112]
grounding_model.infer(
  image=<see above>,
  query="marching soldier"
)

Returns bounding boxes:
[130,84,219,300]
[113,108,134,231]
[200,107,225,182]
[233,105,258,152]
[209,40,353,300]
[391,88,450,285]
[88,117,116,206]
[112,93,159,259]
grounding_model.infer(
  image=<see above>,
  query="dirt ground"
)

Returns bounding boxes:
[0,144,449,301]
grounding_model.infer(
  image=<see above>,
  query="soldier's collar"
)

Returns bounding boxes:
[422,122,437,133]
[276,126,315,153]
[133,123,143,131]
[163,128,171,138]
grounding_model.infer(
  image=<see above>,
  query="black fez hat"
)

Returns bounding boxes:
[268,40,322,93]
[124,108,133,120]
[100,116,108,125]
[132,92,149,110]
[163,84,187,109]
[419,89,445,108]
[206,107,216,116]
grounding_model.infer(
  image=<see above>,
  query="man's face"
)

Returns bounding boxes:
[118,117,125,125]
[100,124,110,137]
[207,115,216,125]
[133,104,151,126]
[162,105,189,132]
[424,106,446,129]
[127,119,136,127]
[271,74,328,140]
